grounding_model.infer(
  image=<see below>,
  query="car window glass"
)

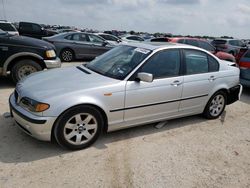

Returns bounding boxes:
[89,35,104,43]
[140,49,180,79]
[65,34,72,40]
[199,41,215,51]
[229,40,237,46]
[178,39,185,44]
[32,24,41,32]
[0,23,17,31]
[101,35,117,41]
[208,55,219,72]
[72,34,80,41]
[184,50,208,74]
[185,39,199,47]
[20,23,32,31]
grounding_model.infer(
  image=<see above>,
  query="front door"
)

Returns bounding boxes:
[124,49,183,124]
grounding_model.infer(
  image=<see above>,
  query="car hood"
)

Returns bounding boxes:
[8,35,55,49]
[17,65,120,101]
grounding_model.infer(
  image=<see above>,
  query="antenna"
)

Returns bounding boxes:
[1,0,6,20]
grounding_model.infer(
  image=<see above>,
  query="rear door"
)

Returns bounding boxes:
[179,49,220,114]
[124,49,183,123]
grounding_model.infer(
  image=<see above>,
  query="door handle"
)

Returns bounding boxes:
[208,76,216,81]
[171,80,182,87]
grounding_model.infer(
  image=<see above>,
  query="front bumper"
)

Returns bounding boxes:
[9,93,56,141]
[44,57,61,69]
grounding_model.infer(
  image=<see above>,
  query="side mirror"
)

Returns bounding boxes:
[136,72,153,82]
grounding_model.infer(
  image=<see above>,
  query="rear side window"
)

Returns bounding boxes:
[100,34,117,41]
[0,23,17,31]
[208,56,219,72]
[184,50,208,74]
[127,36,144,41]
[140,49,181,79]
[185,39,199,47]
[199,41,215,52]
[177,39,185,44]
[212,40,226,45]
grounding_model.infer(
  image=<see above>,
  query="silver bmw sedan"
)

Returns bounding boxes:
[9,42,242,150]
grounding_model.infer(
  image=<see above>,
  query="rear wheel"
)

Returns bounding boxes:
[203,91,227,119]
[60,49,74,62]
[54,105,104,150]
[11,59,42,83]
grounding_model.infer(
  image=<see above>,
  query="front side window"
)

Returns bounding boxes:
[140,49,181,79]
[184,50,208,75]
[208,55,219,72]
[32,24,41,32]
[85,45,152,80]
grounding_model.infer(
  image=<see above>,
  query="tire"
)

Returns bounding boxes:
[54,105,104,150]
[60,48,74,62]
[11,59,42,83]
[203,91,227,119]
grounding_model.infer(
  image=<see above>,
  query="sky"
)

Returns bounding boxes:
[1,0,250,38]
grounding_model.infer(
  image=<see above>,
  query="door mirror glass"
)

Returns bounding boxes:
[136,72,153,82]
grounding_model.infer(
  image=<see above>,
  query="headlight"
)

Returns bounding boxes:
[45,50,56,58]
[20,97,50,112]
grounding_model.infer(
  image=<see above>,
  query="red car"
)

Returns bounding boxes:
[168,37,236,62]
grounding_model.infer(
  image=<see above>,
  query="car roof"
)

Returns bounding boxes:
[123,42,200,51]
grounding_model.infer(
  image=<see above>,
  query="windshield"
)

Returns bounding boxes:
[85,45,152,80]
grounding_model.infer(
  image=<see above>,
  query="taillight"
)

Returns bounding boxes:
[239,62,250,69]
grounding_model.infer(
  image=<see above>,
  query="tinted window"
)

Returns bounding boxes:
[185,39,199,47]
[208,55,219,72]
[20,23,32,31]
[0,23,17,31]
[184,50,208,74]
[32,24,41,32]
[199,41,215,52]
[140,49,180,79]
[89,34,104,43]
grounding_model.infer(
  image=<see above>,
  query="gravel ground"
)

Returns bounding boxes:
[0,62,250,188]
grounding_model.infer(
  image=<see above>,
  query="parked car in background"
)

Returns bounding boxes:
[169,37,236,62]
[211,39,247,56]
[149,37,170,42]
[122,35,145,42]
[96,33,123,45]
[0,21,19,35]
[43,32,114,62]
[9,43,241,150]
[0,29,61,83]
[56,29,80,33]
[18,22,58,39]
[235,48,250,87]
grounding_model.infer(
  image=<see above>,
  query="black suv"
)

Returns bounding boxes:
[0,29,61,83]
[18,22,58,39]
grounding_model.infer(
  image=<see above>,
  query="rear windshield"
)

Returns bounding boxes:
[0,23,17,31]
[212,40,227,45]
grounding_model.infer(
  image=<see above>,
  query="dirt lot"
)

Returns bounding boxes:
[0,63,250,188]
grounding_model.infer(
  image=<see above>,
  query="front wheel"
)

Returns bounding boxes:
[60,49,74,62]
[11,59,42,83]
[54,105,104,150]
[203,91,227,119]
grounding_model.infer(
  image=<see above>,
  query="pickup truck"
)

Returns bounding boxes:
[0,29,61,83]
[18,22,58,39]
